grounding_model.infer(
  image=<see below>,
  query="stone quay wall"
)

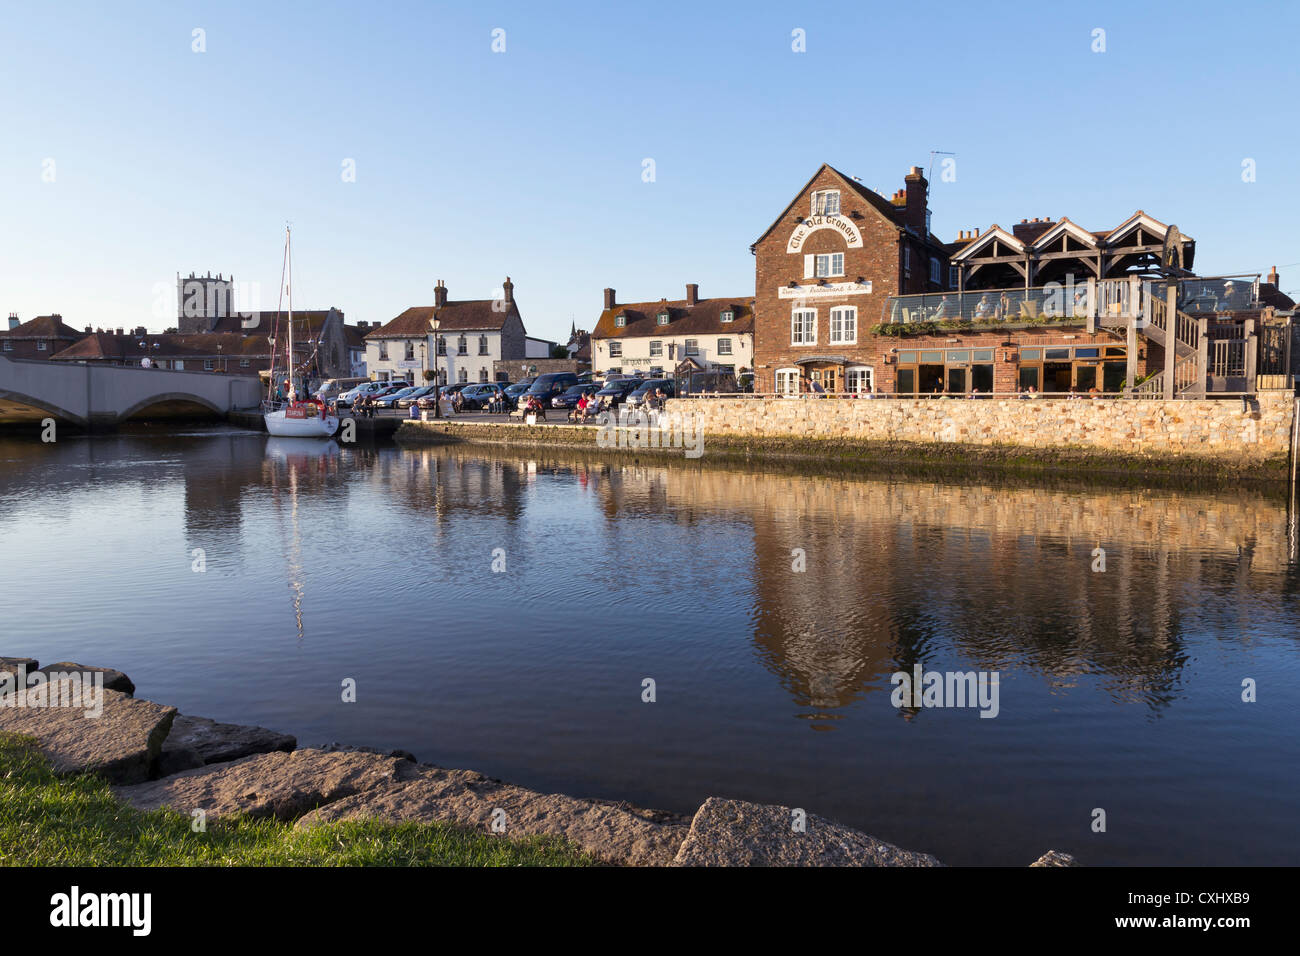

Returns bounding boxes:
[669,391,1297,468]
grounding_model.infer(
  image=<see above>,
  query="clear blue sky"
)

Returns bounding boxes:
[2,0,1297,342]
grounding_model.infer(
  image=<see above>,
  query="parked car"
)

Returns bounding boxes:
[458,383,507,410]
[395,385,437,408]
[502,379,535,409]
[524,372,579,403]
[625,379,675,408]
[594,378,642,408]
[679,371,738,396]
[551,383,599,409]
[337,380,388,408]
[375,386,420,408]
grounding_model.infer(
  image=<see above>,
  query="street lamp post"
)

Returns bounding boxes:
[431,314,442,419]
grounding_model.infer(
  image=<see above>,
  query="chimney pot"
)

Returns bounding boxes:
[434,280,448,309]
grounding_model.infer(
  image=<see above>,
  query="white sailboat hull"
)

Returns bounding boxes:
[264,408,339,438]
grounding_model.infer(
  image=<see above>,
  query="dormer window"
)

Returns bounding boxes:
[812,190,840,216]
[720,310,734,323]
[615,313,627,328]
[657,311,670,325]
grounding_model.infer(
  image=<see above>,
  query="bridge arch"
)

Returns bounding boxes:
[118,392,225,422]
[0,388,89,427]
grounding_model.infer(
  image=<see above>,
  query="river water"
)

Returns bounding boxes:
[1,426,1297,865]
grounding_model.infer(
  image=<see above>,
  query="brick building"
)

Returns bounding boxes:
[751,164,1193,395]
[48,328,272,374]
[0,314,86,360]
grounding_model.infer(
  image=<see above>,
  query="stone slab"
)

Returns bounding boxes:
[36,662,135,696]
[1030,850,1080,867]
[670,797,943,867]
[0,657,39,674]
[297,763,690,866]
[158,714,296,774]
[0,680,174,784]
[116,748,406,821]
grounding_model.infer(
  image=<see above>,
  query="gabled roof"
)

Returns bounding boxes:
[1105,210,1169,246]
[1031,217,1099,251]
[949,225,1026,261]
[210,309,337,337]
[49,332,272,361]
[0,315,84,339]
[367,300,520,339]
[752,164,904,248]
[593,297,754,340]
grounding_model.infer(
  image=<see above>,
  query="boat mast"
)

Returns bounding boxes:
[286,226,294,400]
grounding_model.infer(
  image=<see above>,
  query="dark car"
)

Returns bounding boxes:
[625,379,675,408]
[551,383,599,409]
[503,379,535,409]
[594,378,641,408]
[395,385,437,408]
[458,383,507,410]
[524,372,579,402]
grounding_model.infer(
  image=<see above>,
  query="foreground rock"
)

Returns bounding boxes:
[157,715,297,775]
[116,749,407,821]
[0,656,39,674]
[1030,850,1080,867]
[0,681,174,784]
[297,763,690,866]
[671,797,943,867]
[36,662,135,696]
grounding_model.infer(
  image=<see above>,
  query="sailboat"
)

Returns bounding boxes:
[263,226,340,438]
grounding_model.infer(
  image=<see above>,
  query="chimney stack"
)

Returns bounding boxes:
[603,287,616,309]
[686,283,699,305]
[116,328,124,336]
[903,166,928,234]
[502,276,514,305]
[1268,265,1280,287]
[84,326,92,334]
[7,313,18,331]
[434,280,448,309]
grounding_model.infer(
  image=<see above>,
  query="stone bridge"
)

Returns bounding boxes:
[0,355,262,429]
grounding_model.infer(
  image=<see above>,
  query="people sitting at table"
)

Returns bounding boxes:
[975,294,993,319]
[933,295,954,319]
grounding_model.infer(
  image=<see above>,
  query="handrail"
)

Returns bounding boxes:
[672,389,1247,401]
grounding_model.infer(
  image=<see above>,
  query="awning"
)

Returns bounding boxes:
[793,355,850,365]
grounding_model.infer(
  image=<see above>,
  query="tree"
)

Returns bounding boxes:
[549,343,569,359]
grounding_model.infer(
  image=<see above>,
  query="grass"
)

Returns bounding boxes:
[0,733,595,867]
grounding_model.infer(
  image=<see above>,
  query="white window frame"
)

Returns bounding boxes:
[791,308,817,346]
[657,312,670,326]
[649,340,663,357]
[478,335,488,355]
[775,367,800,396]
[2,340,12,352]
[845,365,874,394]
[479,368,489,382]
[378,342,389,360]
[240,358,250,368]
[36,340,46,351]
[608,340,622,358]
[829,306,857,345]
[684,339,699,356]
[204,359,215,370]
[814,253,844,278]
[717,337,732,355]
[405,341,416,361]
[811,190,840,216]
[457,336,467,356]
[720,310,734,323]
[615,314,627,328]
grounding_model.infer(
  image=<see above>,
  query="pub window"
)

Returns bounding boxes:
[436,338,446,355]
[479,368,489,382]
[240,358,250,368]
[649,340,663,357]
[775,368,800,395]
[37,340,46,351]
[405,341,415,361]
[717,337,732,355]
[811,190,840,216]
[458,368,467,383]
[684,339,699,356]
[378,342,389,360]
[791,309,816,345]
[204,359,214,370]
[657,312,670,325]
[830,306,857,345]
[609,341,622,358]
[814,253,844,278]
[478,335,489,355]
[1045,347,1070,360]
[457,336,467,355]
